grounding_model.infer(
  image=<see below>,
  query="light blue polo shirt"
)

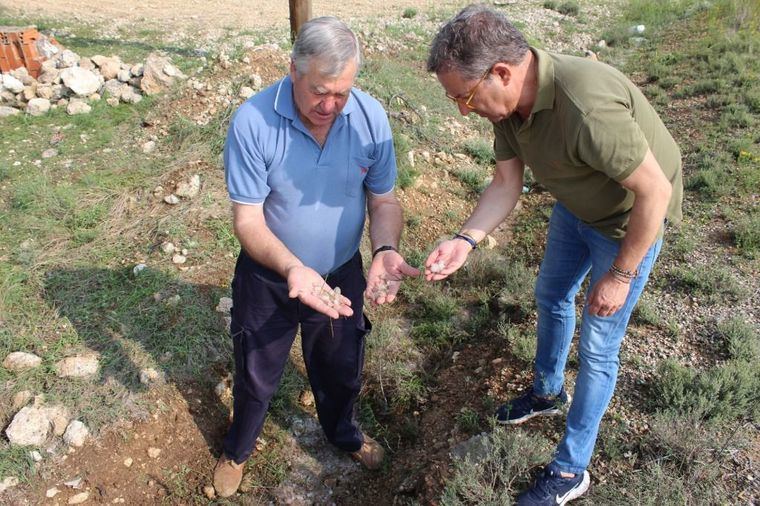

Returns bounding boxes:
[224,76,397,275]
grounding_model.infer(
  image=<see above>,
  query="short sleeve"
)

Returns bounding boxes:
[493,121,517,161]
[223,109,270,204]
[577,105,649,182]
[364,110,397,195]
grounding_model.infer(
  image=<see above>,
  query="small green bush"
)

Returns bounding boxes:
[717,316,760,362]
[650,359,760,422]
[557,1,580,16]
[732,211,760,256]
[402,7,417,19]
[441,427,552,505]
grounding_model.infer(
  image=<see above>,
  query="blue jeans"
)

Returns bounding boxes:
[533,203,662,475]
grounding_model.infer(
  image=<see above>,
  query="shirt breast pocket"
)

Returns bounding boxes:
[346,156,374,197]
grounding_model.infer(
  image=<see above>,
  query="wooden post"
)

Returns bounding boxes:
[289,0,312,43]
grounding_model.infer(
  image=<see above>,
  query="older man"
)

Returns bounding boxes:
[214,16,419,498]
[425,5,682,505]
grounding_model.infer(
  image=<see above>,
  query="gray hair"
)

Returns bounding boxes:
[291,16,362,77]
[427,4,529,80]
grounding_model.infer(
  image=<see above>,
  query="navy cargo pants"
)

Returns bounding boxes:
[222,250,370,464]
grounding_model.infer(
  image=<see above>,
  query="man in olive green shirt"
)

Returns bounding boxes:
[424,5,682,505]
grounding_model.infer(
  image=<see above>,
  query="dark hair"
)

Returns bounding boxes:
[427,4,529,79]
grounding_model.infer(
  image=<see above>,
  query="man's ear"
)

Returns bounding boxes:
[491,62,512,86]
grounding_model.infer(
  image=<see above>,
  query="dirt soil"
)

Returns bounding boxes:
[1,0,464,34]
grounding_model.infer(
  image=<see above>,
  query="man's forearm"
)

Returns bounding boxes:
[367,194,403,251]
[233,204,303,278]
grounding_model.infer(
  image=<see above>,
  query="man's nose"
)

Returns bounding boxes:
[457,102,471,116]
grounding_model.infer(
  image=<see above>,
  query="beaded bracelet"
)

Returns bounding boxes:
[609,263,637,279]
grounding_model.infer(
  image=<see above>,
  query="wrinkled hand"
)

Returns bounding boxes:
[423,239,472,281]
[287,265,353,319]
[365,250,421,305]
[586,272,631,317]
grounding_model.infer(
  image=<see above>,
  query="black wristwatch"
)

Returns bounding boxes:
[372,245,397,258]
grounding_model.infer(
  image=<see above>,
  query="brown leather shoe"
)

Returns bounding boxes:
[351,434,385,470]
[213,454,244,498]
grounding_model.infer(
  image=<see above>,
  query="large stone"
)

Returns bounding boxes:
[5,406,50,446]
[43,405,70,436]
[55,354,99,378]
[63,420,89,447]
[60,67,101,97]
[175,174,200,199]
[37,68,61,85]
[0,476,19,493]
[140,54,186,96]
[26,98,51,116]
[1,74,24,94]
[120,86,142,104]
[97,57,122,81]
[0,106,20,117]
[36,84,54,100]
[3,351,42,371]
[58,49,80,68]
[102,79,126,99]
[66,100,92,115]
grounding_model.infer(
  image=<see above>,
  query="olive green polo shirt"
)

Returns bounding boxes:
[493,48,683,240]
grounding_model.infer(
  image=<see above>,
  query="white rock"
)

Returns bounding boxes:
[147,447,161,458]
[12,390,33,410]
[106,97,120,107]
[130,63,144,77]
[42,148,58,159]
[251,73,263,89]
[99,58,122,80]
[30,450,43,462]
[68,491,90,504]
[139,367,163,385]
[46,487,61,498]
[141,54,185,95]
[0,106,20,117]
[3,351,42,371]
[36,84,54,100]
[66,100,92,115]
[58,49,80,68]
[26,98,51,116]
[64,477,82,489]
[5,406,50,446]
[120,86,142,104]
[163,194,180,205]
[55,354,99,378]
[132,263,147,276]
[63,420,89,447]
[0,476,19,493]
[175,174,200,199]
[102,79,126,99]
[117,69,131,83]
[43,405,71,436]
[161,242,175,254]
[215,297,233,313]
[239,86,254,99]
[142,140,156,153]
[123,457,133,467]
[1,74,24,93]
[172,254,187,265]
[60,67,101,97]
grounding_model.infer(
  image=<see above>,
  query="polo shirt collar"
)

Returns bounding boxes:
[529,47,555,115]
[273,75,357,121]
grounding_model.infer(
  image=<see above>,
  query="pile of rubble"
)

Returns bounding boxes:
[0,44,186,117]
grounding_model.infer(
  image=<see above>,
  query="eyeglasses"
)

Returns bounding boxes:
[445,67,492,110]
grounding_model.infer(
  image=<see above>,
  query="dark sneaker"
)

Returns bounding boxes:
[495,388,570,425]
[517,463,590,505]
